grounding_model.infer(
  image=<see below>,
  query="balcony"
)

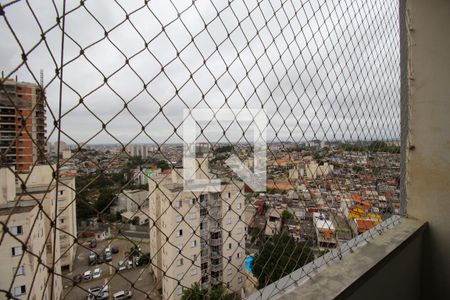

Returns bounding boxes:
[210,262,223,272]
[210,276,223,285]
[210,251,221,259]
[209,238,222,247]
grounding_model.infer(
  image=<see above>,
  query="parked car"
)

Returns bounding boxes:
[90,239,97,248]
[133,256,140,267]
[113,290,132,299]
[104,251,113,262]
[72,274,82,285]
[117,261,126,272]
[133,255,145,267]
[89,252,97,264]
[111,246,119,254]
[93,267,102,279]
[96,255,105,265]
[87,285,109,300]
[83,270,92,281]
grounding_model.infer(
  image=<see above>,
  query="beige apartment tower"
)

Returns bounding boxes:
[0,165,77,299]
[149,162,247,300]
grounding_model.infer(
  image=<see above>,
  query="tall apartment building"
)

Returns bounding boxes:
[0,79,46,172]
[0,165,77,299]
[54,174,78,271]
[125,144,155,158]
[149,160,247,300]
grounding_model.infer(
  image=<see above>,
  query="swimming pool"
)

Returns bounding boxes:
[245,256,254,274]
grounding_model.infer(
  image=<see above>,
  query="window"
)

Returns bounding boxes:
[14,285,26,296]
[237,252,242,259]
[227,192,231,198]
[12,246,22,256]
[191,254,197,261]
[176,287,183,295]
[190,212,196,220]
[176,229,183,237]
[226,217,232,225]
[59,218,64,224]
[176,215,182,223]
[176,273,183,280]
[191,240,197,248]
[176,258,184,266]
[190,198,196,205]
[238,276,243,283]
[174,200,182,208]
[10,225,23,236]
[59,190,64,195]
[236,203,242,210]
[191,268,197,275]
[14,266,25,276]
[227,243,232,250]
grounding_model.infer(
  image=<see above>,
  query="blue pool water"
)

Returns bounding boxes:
[245,256,254,274]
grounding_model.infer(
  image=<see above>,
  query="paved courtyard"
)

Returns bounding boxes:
[62,238,161,299]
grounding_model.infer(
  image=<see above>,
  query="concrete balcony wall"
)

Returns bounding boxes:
[253,219,427,300]
[404,0,450,298]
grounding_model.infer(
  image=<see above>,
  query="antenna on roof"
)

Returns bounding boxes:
[40,69,44,87]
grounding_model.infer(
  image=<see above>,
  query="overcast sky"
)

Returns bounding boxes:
[0,0,400,146]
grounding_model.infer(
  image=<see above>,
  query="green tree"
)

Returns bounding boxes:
[252,232,314,288]
[156,160,170,170]
[281,210,294,220]
[76,198,95,219]
[209,285,238,300]
[181,283,207,300]
[137,253,150,266]
[214,145,232,154]
[95,189,115,213]
[181,284,238,300]
[125,245,142,259]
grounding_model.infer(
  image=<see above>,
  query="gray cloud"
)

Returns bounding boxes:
[0,0,399,145]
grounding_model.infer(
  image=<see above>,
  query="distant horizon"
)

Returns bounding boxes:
[48,138,401,147]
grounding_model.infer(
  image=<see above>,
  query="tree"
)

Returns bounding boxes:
[181,283,207,300]
[156,160,170,170]
[281,210,294,220]
[137,252,150,266]
[214,145,232,154]
[181,284,238,300]
[125,245,142,259]
[76,198,95,219]
[209,285,238,300]
[252,232,314,288]
[95,189,115,213]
